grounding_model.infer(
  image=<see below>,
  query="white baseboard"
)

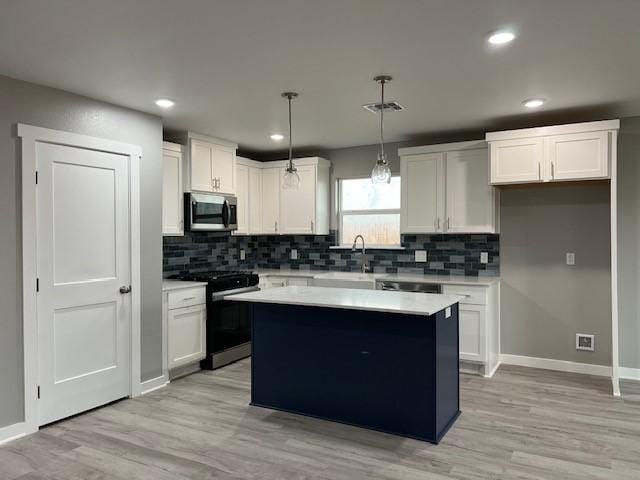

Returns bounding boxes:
[619,367,640,381]
[140,375,169,395]
[500,354,612,377]
[0,421,33,445]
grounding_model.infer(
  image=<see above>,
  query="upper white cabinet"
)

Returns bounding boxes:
[399,141,498,234]
[235,162,249,235]
[235,157,331,236]
[162,142,184,236]
[167,132,237,194]
[486,120,619,185]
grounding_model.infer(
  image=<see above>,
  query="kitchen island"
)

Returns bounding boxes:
[230,286,463,444]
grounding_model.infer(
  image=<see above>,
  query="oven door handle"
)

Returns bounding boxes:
[222,200,230,228]
[211,285,260,302]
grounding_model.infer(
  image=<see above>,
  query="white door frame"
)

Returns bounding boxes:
[17,123,142,438]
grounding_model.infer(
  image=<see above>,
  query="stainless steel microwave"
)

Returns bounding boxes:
[184,192,238,231]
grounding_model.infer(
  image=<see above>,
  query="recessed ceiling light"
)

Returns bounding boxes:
[155,98,175,108]
[270,133,284,141]
[523,98,546,108]
[488,31,515,45]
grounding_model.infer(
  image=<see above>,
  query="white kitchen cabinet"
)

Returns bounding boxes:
[162,142,184,236]
[445,149,498,233]
[442,282,500,377]
[248,166,263,233]
[235,163,249,235]
[399,141,498,234]
[261,167,281,234]
[167,132,237,194]
[259,275,310,289]
[486,120,619,185]
[400,153,444,234]
[163,284,207,373]
[489,138,543,184]
[545,131,609,181]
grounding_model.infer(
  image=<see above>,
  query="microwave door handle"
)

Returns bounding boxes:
[222,200,230,228]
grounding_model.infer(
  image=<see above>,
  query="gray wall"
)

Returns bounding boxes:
[618,117,640,369]
[500,184,612,366]
[0,75,163,428]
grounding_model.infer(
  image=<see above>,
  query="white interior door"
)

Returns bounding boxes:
[36,142,131,426]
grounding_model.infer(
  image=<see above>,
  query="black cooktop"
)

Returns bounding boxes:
[170,270,259,293]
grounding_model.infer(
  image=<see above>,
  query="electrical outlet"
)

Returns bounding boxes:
[240,249,246,261]
[415,250,427,262]
[576,333,594,351]
[566,252,576,265]
[480,252,489,264]
[290,249,298,260]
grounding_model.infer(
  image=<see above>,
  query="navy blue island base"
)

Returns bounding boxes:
[248,302,460,444]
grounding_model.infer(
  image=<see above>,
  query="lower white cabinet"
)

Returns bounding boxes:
[442,282,500,377]
[164,285,207,371]
[259,275,311,289]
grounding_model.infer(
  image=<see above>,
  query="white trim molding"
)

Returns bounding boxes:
[140,375,169,395]
[16,123,143,441]
[619,367,640,381]
[500,354,613,377]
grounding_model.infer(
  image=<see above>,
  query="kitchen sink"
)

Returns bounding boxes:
[312,271,382,290]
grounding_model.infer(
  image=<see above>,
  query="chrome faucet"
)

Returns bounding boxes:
[351,235,369,273]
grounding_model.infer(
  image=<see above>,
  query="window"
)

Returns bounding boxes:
[338,176,401,246]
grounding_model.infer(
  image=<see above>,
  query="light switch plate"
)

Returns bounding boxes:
[566,252,575,265]
[480,252,489,264]
[240,249,246,261]
[290,249,298,260]
[415,250,427,262]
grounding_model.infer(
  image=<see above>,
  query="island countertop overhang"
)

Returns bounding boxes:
[227,285,464,316]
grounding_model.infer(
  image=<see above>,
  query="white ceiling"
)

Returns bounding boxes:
[1,0,639,154]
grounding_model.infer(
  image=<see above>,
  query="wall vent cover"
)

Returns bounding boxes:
[362,101,405,114]
[576,333,595,351]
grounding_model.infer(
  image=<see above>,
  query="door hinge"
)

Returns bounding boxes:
[35,171,38,184]
[36,278,39,292]
[37,385,40,399]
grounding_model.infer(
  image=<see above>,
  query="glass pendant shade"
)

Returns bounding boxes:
[371,152,392,184]
[282,165,300,189]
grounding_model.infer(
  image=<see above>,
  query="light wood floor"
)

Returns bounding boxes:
[2,360,640,480]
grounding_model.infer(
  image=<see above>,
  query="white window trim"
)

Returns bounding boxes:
[336,176,402,248]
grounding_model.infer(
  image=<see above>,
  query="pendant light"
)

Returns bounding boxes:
[282,91,300,189]
[371,75,392,184]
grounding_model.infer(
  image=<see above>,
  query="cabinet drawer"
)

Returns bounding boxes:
[442,285,487,305]
[168,287,206,310]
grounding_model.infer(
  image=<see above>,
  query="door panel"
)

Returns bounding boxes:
[37,142,131,425]
[459,306,485,362]
[235,164,249,234]
[490,138,543,184]
[401,153,444,233]
[168,305,206,369]
[248,167,262,233]
[546,131,609,181]
[261,168,281,234]
[280,165,316,234]
[162,147,183,235]
[213,145,235,194]
[190,140,214,192]
[445,149,495,233]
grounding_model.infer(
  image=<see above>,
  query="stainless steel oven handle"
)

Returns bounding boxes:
[212,285,260,302]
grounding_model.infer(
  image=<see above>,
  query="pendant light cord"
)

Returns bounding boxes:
[288,95,293,169]
[379,79,385,161]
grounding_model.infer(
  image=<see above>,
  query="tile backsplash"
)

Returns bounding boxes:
[163,231,499,277]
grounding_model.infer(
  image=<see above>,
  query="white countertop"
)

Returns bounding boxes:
[229,285,464,316]
[255,269,499,286]
[162,279,208,291]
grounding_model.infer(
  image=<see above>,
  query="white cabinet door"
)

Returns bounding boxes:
[401,153,444,233]
[458,305,486,363]
[445,149,496,233]
[248,166,263,234]
[261,167,281,234]
[235,164,249,235]
[546,131,609,181]
[213,144,236,194]
[168,304,206,370]
[490,138,543,184]
[190,139,214,192]
[162,146,184,236]
[280,165,316,234]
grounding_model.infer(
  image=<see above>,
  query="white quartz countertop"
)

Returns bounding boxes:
[162,279,208,291]
[229,285,464,316]
[255,269,499,286]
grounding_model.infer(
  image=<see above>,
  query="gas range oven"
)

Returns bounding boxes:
[170,271,260,369]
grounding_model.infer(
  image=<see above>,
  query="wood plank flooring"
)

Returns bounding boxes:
[2,361,640,480]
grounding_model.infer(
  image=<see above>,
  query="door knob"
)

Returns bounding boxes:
[119,285,132,294]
